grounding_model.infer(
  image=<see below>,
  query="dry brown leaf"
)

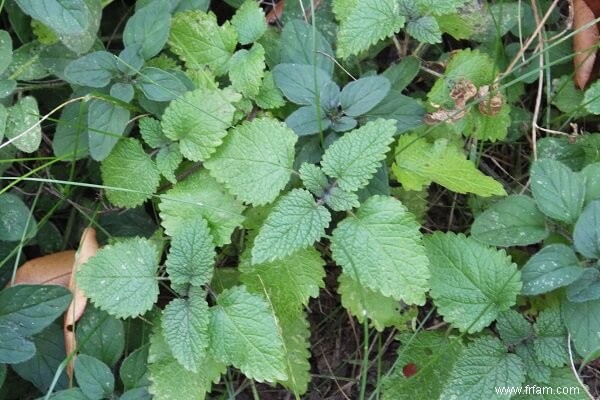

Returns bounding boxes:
[573,0,600,88]
[7,250,75,287]
[64,228,99,379]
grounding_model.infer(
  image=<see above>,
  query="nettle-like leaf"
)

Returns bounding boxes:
[471,195,549,246]
[254,71,286,110]
[530,158,585,224]
[156,143,182,184]
[100,138,160,208]
[424,232,521,333]
[393,134,506,197]
[299,163,328,197]
[231,0,267,45]
[123,2,170,60]
[228,44,266,98]
[161,89,238,162]
[520,244,583,296]
[321,119,396,192]
[77,237,159,319]
[573,200,600,259]
[337,0,405,59]
[209,285,287,382]
[169,10,237,75]
[5,96,41,154]
[331,195,430,305]
[166,217,215,287]
[159,170,246,246]
[277,311,312,395]
[406,16,442,44]
[240,247,325,316]
[496,310,533,346]
[324,186,360,211]
[533,307,568,368]
[251,189,331,264]
[162,294,210,372]
[441,336,525,399]
[205,117,297,206]
[515,341,552,385]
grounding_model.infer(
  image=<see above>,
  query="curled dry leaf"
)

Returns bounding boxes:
[7,250,75,287]
[573,0,600,89]
[64,228,99,379]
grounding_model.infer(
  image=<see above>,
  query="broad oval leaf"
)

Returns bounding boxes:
[209,286,287,382]
[0,322,35,363]
[76,305,124,367]
[272,63,333,105]
[77,238,159,319]
[64,51,118,88]
[563,298,600,359]
[573,200,600,259]
[136,67,188,102]
[123,2,171,60]
[279,19,334,75]
[340,76,391,117]
[0,30,13,75]
[331,195,430,305]
[87,99,130,161]
[0,192,37,242]
[425,232,521,333]
[471,195,549,246]
[205,117,297,205]
[251,189,331,264]
[6,96,42,153]
[521,244,584,295]
[530,158,585,223]
[74,354,114,400]
[567,268,600,302]
[285,105,331,136]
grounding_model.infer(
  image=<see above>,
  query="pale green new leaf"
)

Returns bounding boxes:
[406,16,442,44]
[100,138,160,208]
[321,119,396,192]
[441,336,526,400]
[251,189,331,264]
[169,10,237,75]
[240,247,325,316]
[139,116,169,149]
[425,232,521,333]
[5,96,41,153]
[231,0,267,45]
[337,0,405,59]
[533,307,568,368]
[277,311,311,395]
[393,134,506,196]
[254,71,285,109]
[162,295,210,372]
[161,89,237,162]
[324,186,360,211]
[77,238,159,319]
[331,195,430,305]
[299,163,328,197]
[156,143,182,184]
[209,286,287,382]
[228,44,265,98]
[159,170,246,246]
[166,217,215,287]
[205,117,297,205]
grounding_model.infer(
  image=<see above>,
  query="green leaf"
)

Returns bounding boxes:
[425,232,521,333]
[240,247,325,316]
[0,192,37,241]
[331,195,430,304]
[393,134,506,196]
[162,295,210,372]
[272,311,311,395]
[441,336,525,399]
[513,367,586,399]
[5,96,41,153]
[120,344,150,391]
[496,310,533,346]
[533,307,568,368]
[364,89,425,133]
[280,19,334,75]
[228,44,266,98]
[136,67,188,101]
[0,322,35,363]
[285,105,331,136]
[87,99,130,161]
[159,170,245,246]
[254,71,285,109]
[337,0,405,59]
[205,117,296,205]
[209,285,287,382]
[139,116,169,149]
[76,305,124,367]
[116,46,144,76]
[520,244,583,296]
[514,342,551,384]
[0,285,71,336]
[272,63,333,105]
[0,30,13,75]
[338,274,406,331]
[321,119,396,192]
[563,298,600,360]
[471,195,549,246]
[582,162,600,204]
[161,88,237,162]
[123,2,170,60]
[77,238,159,319]
[465,103,512,142]
[584,80,600,115]
[573,200,600,259]
[530,158,585,223]
[406,15,442,44]
[231,0,267,45]
[166,217,215,287]
[110,82,134,102]
[251,189,331,264]
[299,163,328,197]
[120,388,150,400]
[64,51,118,88]
[324,186,360,211]
[381,332,464,400]
[156,143,182,183]
[100,138,160,208]
[340,76,391,117]
[74,354,114,400]
[567,268,600,302]
[169,10,237,75]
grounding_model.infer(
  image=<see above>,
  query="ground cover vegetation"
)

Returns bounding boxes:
[0,0,599,398]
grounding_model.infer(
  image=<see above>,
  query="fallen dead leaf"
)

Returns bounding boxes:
[7,250,75,287]
[573,0,600,88]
